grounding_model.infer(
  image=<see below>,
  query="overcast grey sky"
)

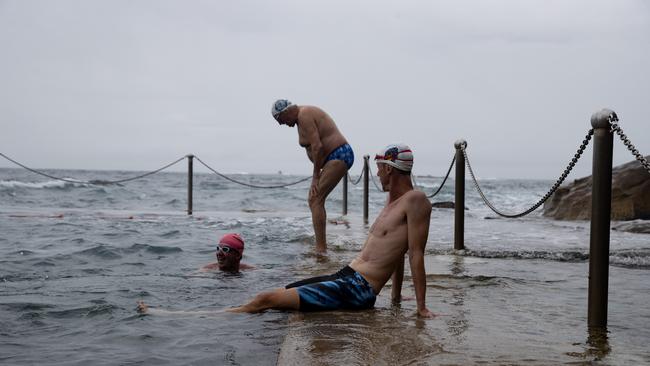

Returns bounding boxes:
[0,0,648,179]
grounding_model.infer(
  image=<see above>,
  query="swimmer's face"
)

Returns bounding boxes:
[377,163,390,192]
[275,106,297,127]
[216,245,241,270]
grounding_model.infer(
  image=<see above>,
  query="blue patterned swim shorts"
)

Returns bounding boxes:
[325,143,354,170]
[286,266,376,312]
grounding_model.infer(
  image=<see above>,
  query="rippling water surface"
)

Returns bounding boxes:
[1,167,649,365]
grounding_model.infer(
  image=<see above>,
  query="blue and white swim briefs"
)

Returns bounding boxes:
[285,266,376,312]
[325,143,354,170]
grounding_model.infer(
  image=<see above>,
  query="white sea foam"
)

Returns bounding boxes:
[0,179,89,189]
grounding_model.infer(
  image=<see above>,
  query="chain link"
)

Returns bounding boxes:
[421,155,456,199]
[194,156,311,188]
[610,119,650,175]
[0,152,186,185]
[347,169,364,185]
[463,129,594,218]
[366,164,383,192]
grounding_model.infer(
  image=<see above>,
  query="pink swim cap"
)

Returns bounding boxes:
[219,233,245,253]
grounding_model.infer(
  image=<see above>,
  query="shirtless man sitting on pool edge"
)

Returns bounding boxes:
[228,143,434,317]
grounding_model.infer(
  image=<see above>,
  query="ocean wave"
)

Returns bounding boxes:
[0,179,90,190]
[0,302,55,312]
[127,243,183,254]
[9,250,35,256]
[431,248,590,262]
[159,230,181,238]
[610,249,650,269]
[47,303,117,318]
[73,243,183,259]
[430,248,650,269]
[76,245,123,260]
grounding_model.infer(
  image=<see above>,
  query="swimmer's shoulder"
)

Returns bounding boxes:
[404,189,428,202]
[199,262,220,272]
[403,190,432,212]
[239,263,256,270]
[299,105,328,121]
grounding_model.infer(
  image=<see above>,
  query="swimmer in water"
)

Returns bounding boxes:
[199,233,253,273]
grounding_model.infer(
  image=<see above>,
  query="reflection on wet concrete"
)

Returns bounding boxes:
[446,256,469,342]
[566,326,611,362]
[277,309,445,365]
[586,327,611,360]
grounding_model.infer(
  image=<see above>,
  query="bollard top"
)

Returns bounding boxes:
[454,139,467,149]
[591,109,618,129]
[186,154,195,158]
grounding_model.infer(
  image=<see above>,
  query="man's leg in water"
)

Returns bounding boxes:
[228,287,300,313]
[309,159,348,252]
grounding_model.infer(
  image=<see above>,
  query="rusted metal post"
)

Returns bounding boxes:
[363,155,369,224]
[454,140,466,250]
[342,172,348,215]
[187,154,194,215]
[588,109,615,328]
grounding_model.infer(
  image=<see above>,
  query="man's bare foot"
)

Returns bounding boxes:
[136,300,148,314]
[314,243,327,253]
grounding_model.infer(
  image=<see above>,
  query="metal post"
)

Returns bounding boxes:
[588,109,615,328]
[454,140,466,250]
[187,154,194,215]
[342,172,348,216]
[363,155,369,224]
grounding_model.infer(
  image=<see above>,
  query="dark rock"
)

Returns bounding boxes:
[431,201,468,210]
[543,156,650,220]
[432,201,455,209]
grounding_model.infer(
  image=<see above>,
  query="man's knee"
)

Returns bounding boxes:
[251,291,276,308]
[252,290,291,309]
[308,194,325,209]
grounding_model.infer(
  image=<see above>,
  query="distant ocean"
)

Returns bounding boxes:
[1,167,649,365]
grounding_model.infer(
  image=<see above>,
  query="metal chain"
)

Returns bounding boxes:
[463,129,594,218]
[90,156,187,184]
[423,155,456,199]
[0,152,186,185]
[194,155,311,188]
[347,169,364,185]
[610,119,650,175]
[366,164,383,192]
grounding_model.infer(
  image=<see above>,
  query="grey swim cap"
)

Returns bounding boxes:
[271,99,293,118]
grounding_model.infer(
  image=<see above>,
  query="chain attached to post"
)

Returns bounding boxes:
[463,129,594,218]
[425,155,456,199]
[609,114,650,175]
[348,170,364,185]
[367,164,383,192]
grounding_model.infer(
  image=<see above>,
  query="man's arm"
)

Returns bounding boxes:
[406,192,434,317]
[391,255,405,303]
[297,115,325,193]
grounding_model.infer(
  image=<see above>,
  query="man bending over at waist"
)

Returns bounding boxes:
[271,99,354,253]
[228,143,434,317]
